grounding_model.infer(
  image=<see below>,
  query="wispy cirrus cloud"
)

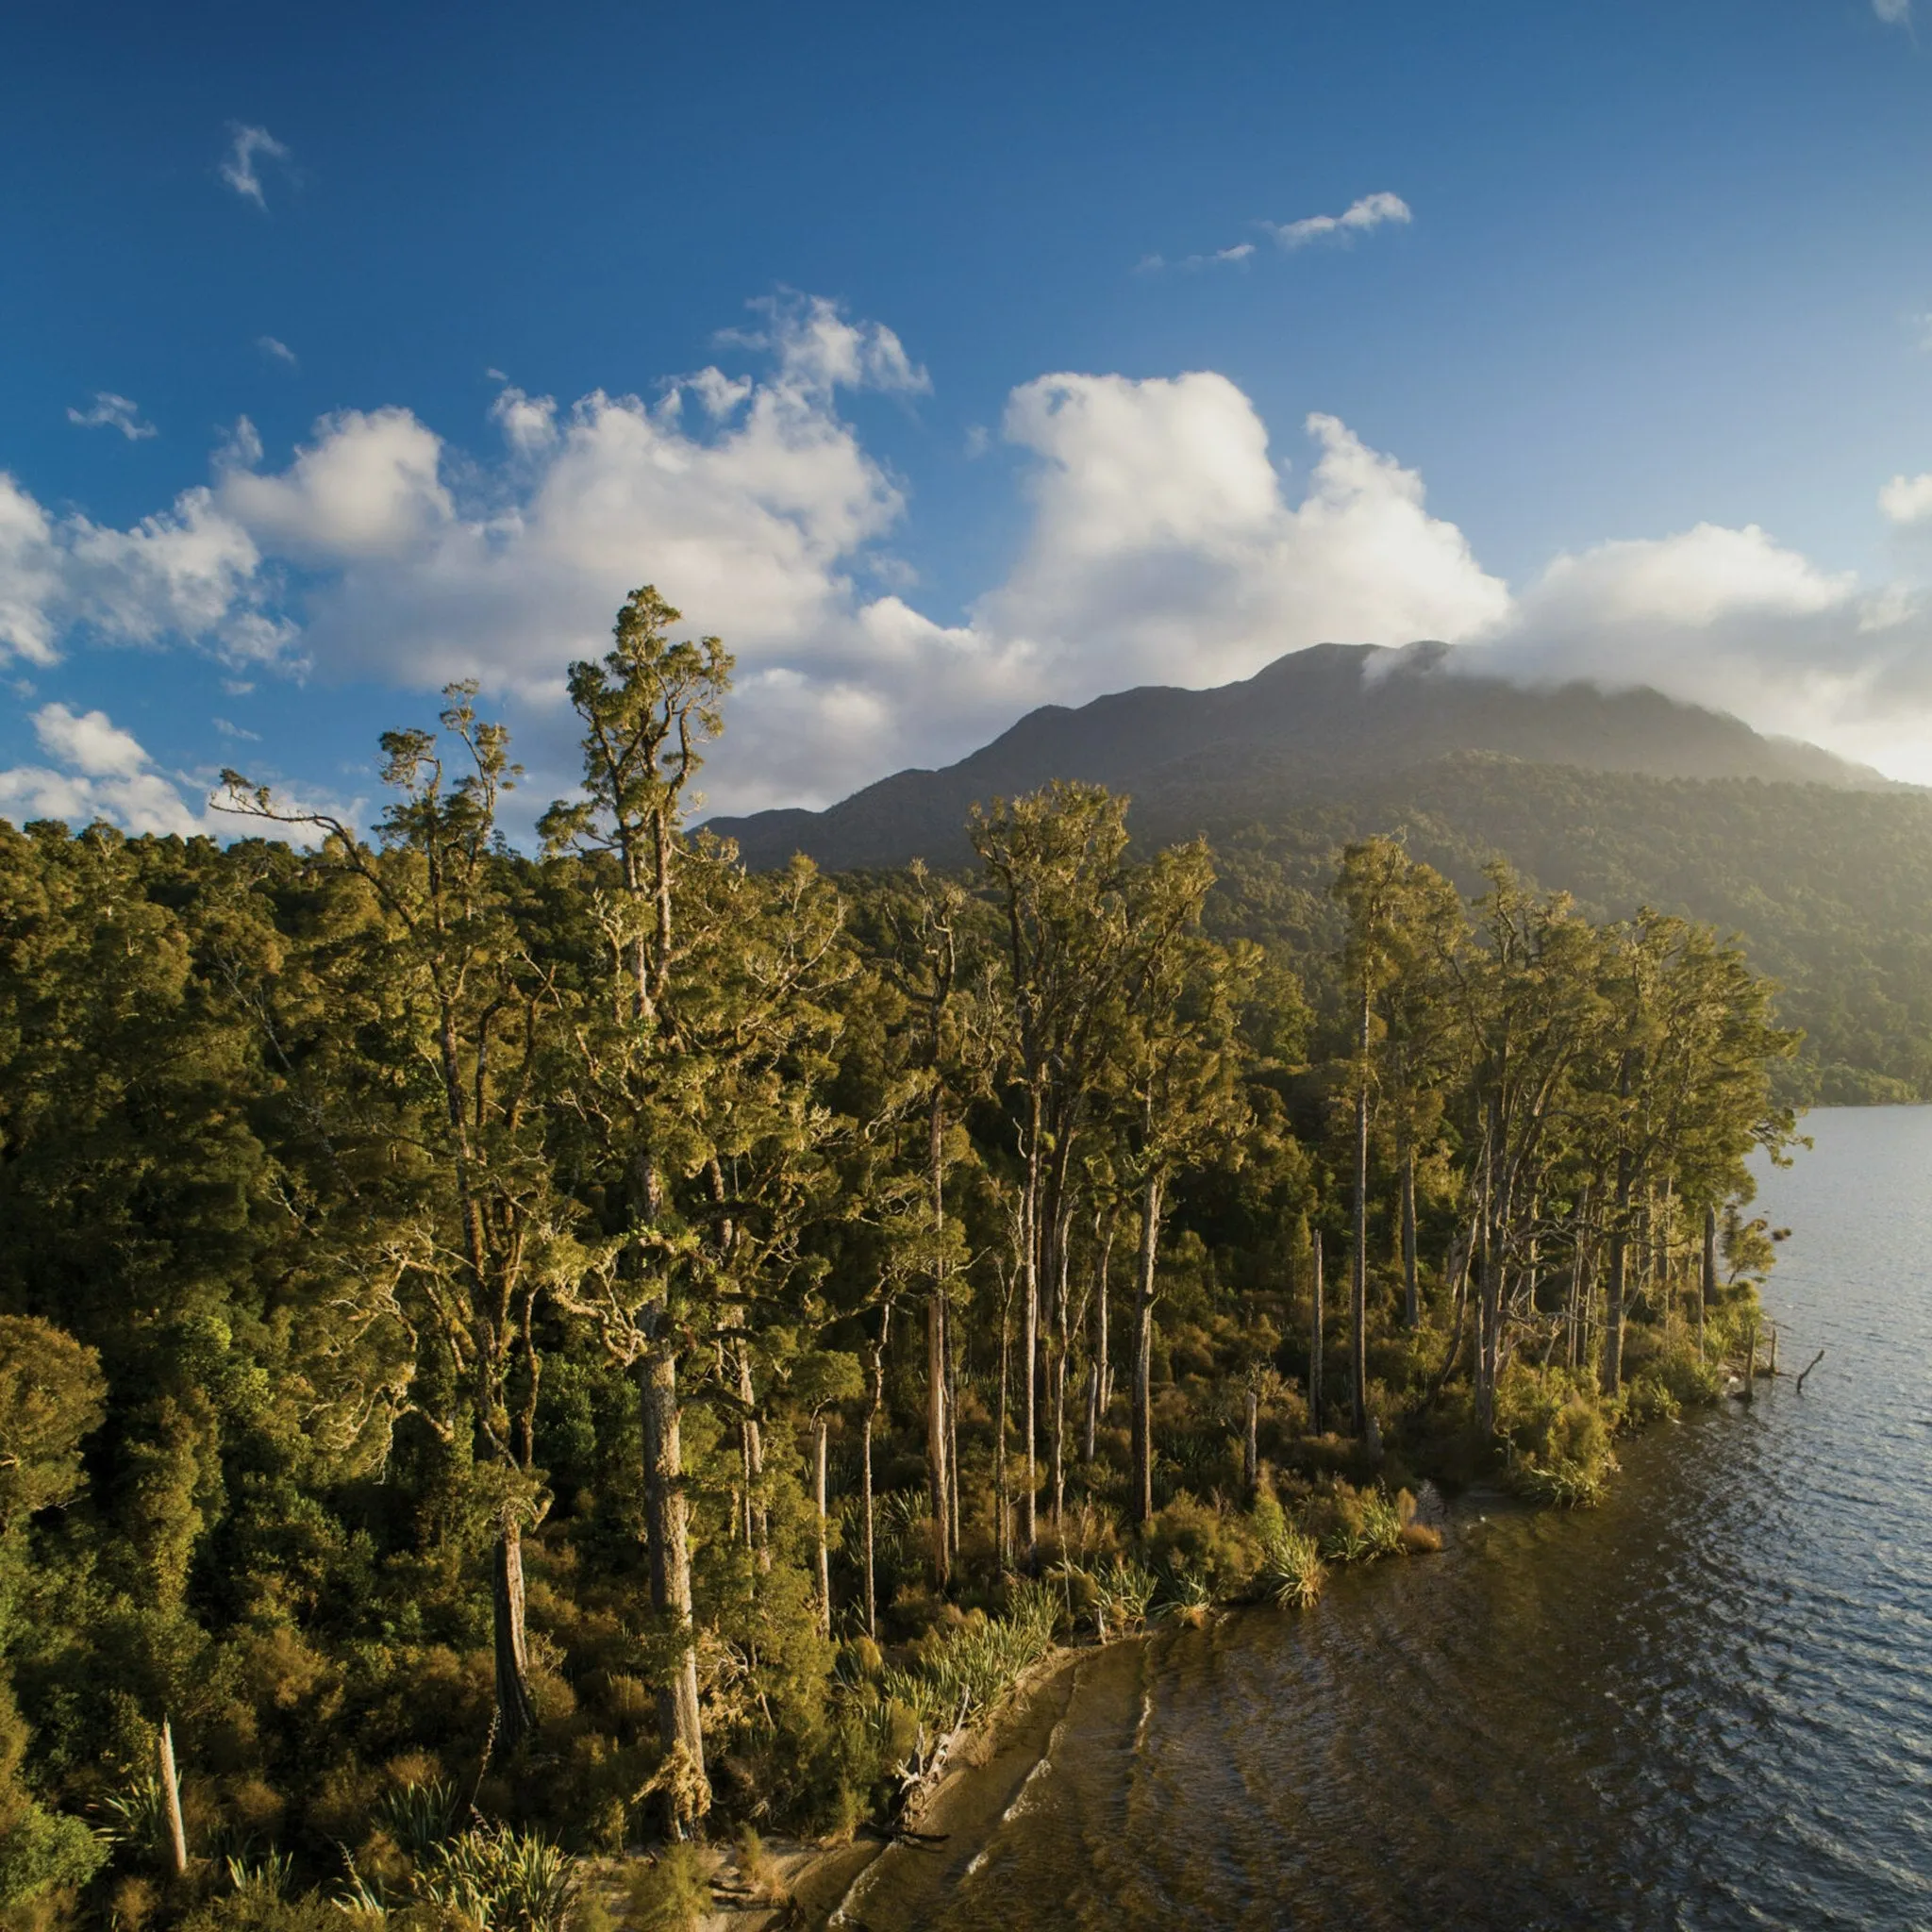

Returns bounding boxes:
[220,124,291,208]
[66,392,157,441]
[257,335,298,368]
[1874,0,1911,28]
[1261,191,1413,249]
[1136,242,1257,275]
[1141,192,1410,274]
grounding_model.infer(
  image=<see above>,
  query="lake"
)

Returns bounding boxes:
[839,1105,1932,1930]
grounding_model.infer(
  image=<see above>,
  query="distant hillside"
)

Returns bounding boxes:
[706,641,1893,871]
[1189,755,1932,1106]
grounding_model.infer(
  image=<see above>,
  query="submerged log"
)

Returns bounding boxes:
[1795,1347,1825,1393]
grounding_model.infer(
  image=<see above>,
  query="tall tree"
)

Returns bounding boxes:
[1332,840,1465,1428]
[1114,861,1249,1526]
[541,588,844,1829]
[222,687,567,1755]
[972,783,1140,1558]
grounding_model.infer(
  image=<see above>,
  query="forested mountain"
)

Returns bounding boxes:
[705,641,1894,872]
[709,645,1932,1104]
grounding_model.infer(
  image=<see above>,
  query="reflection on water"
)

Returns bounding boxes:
[845,1107,1932,1931]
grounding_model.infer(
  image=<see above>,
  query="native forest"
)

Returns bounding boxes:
[0,590,1829,1929]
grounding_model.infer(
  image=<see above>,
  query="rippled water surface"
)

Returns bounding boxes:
[845,1106,1932,1931]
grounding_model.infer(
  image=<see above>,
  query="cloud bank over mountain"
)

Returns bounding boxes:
[8,291,1932,825]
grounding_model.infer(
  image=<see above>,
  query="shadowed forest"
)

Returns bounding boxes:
[0,591,1799,1931]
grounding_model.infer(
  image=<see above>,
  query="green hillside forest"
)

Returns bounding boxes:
[1188,757,1932,1109]
[0,591,1803,1930]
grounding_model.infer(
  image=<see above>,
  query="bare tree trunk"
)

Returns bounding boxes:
[1475,1241,1503,1436]
[862,1329,884,1638]
[1308,1228,1324,1432]
[1050,1222,1071,1529]
[995,1270,1012,1573]
[1023,1123,1040,1564]
[1401,1143,1420,1330]
[945,1297,963,1563]
[1657,1179,1674,1314]
[1701,1200,1718,1356]
[1602,1135,1634,1396]
[158,1719,188,1877]
[926,1288,950,1590]
[736,1345,767,1572]
[641,1344,708,1831]
[1352,987,1372,1436]
[1474,1127,1510,1438]
[1130,1172,1164,1527]
[814,1418,831,1639]
[927,1094,951,1591]
[1566,1186,1591,1371]
[1243,1384,1259,1497]
[1085,1217,1112,1463]
[491,1514,538,1755]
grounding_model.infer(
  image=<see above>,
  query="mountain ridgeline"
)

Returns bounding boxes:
[709,642,1932,1103]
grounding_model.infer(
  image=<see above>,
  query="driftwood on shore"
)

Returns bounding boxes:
[890,1689,973,1831]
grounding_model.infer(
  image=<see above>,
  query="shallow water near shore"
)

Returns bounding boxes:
[841,1106,1932,1931]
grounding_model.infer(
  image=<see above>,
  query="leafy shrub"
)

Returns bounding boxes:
[341,1822,580,1932]
[625,1844,710,1932]
[0,1804,109,1907]
[1620,1374,1681,1430]
[1088,1558,1158,1637]
[178,1893,350,1932]
[731,1823,782,1899]
[874,1581,1060,1735]
[1654,1348,1724,1408]
[1302,1482,1404,1564]
[1495,1363,1618,1506]
[372,1780,459,1861]
[1139,1495,1262,1598]
[1258,1527,1325,1610]
[1514,1460,1608,1508]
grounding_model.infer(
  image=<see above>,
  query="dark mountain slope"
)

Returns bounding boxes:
[706,641,1891,871]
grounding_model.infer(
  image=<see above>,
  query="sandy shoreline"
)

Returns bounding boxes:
[641,1639,1103,1930]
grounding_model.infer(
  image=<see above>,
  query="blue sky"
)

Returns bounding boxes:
[7,0,1932,836]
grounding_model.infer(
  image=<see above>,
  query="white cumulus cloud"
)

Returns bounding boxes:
[1474,521,1932,778]
[981,375,1509,702]
[20,290,1932,809]
[1880,472,1932,525]
[0,473,264,668]
[0,704,208,837]
[220,408,454,559]
[0,703,354,843]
